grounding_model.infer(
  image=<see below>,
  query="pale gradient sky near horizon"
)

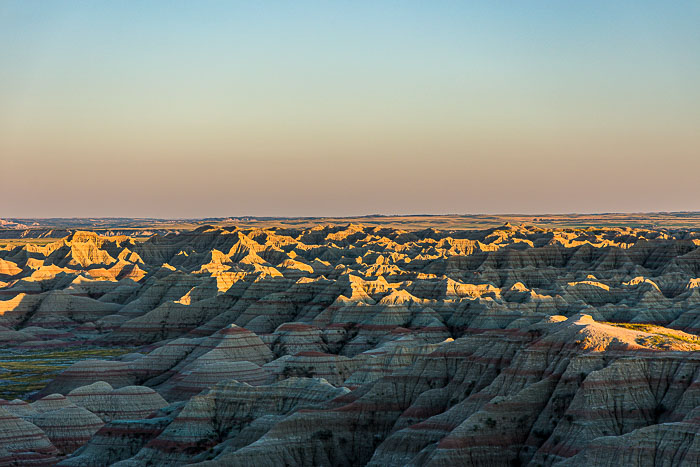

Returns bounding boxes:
[1,1,699,218]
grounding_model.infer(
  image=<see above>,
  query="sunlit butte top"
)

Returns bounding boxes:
[1,1,698,217]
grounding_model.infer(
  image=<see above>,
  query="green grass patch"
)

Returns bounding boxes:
[602,322,700,346]
[0,347,131,400]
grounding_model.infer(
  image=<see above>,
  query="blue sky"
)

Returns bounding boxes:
[1,1,698,217]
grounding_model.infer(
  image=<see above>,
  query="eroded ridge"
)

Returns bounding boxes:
[0,223,699,465]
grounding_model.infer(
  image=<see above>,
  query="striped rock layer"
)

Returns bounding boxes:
[0,224,698,465]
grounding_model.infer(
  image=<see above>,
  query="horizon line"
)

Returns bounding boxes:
[3,211,700,222]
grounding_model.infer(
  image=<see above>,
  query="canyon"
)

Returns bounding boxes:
[0,217,699,465]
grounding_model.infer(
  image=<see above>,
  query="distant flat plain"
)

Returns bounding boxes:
[2,212,699,239]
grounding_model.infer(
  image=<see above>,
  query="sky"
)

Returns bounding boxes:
[1,1,699,218]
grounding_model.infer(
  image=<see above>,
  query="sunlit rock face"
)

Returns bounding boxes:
[0,222,699,465]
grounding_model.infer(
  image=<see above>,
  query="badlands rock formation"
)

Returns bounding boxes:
[0,222,699,465]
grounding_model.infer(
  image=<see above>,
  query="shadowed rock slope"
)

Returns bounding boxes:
[0,223,699,465]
